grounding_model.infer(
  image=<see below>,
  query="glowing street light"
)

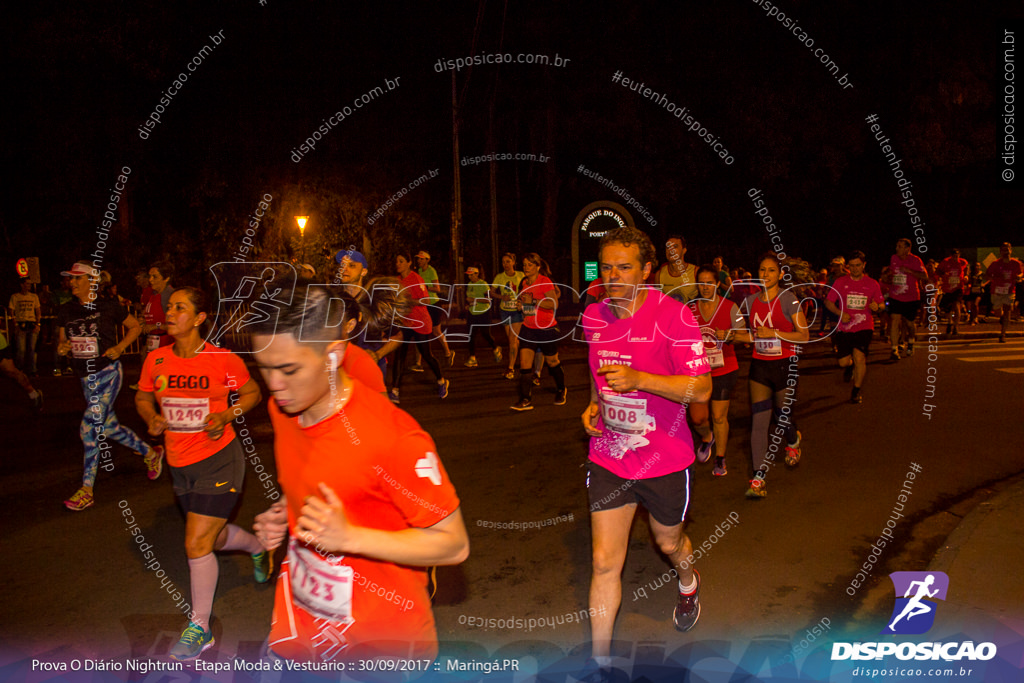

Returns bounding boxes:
[295,215,309,262]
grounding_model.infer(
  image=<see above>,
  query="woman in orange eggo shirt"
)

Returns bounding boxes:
[135,286,266,661]
[250,284,469,665]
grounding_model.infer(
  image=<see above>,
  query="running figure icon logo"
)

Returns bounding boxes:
[882,571,949,635]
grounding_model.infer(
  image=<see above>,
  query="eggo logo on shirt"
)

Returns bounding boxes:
[155,374,211,391]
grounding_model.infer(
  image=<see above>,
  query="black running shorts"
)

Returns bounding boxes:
[170,438,244,518]
[587,461,691,526]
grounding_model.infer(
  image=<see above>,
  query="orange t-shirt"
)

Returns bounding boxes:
[343,344,385,393]
[139,343,250,467]
[267,383,460,662]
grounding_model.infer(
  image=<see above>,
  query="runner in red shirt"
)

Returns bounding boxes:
[936,248,969,337]
[824,251,885,404]
[250,285,468,664]
[742,254,811,498]
[689,265,751,477]
[986,242,1023,343]
[135,287,266,661]
[390,253,448,402]
[510,252,567,410]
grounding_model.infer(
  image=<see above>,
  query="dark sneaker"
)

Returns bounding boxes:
[889,349,901,361]
[388,388,400,404]
[168,621,214,661]
[510,399,533,412]
[712,457,727,477]
[905,343,915,357]
[673,570,701,632]
[554,389,567,405]
[532,375,541,387]
[695,434,715,464]
[252,550,274,584]
[437,379,450,399]
[850,393,863,404]
[409,364,424,373]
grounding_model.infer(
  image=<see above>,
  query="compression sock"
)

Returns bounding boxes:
[518,369,533,401]
[219,523,263,554]
[750,399,773,472]
[187,553,219,631]
[548,363,565,391]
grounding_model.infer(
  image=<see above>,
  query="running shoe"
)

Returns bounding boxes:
[889,348,901,361]
[504,369,516,380]
[144,445,164,480]
[999,335,1007,344]
[128,383,139,391]
[64,488,94,511]
[532,375,541,387]
[252,550,274,584]
[63,367,73,375]
[695,435,715,464]
[168,621,215,661]
[493,347,502,363]
[784,431,802,467]
[388,388,400,404]
[745,478,767,498]
[510,399,534,412]
[437,379,450,399]
[31,390,44,412]
[712,457,727,477]
[905,342,915,357]
[850,393,863,404]
[842,365,853,383]
[464,357,478,367]
[409,364,424,373]
[672,569,701,632]
[554,388,567,405]
[53,368,62,377]
[447,351,456,366]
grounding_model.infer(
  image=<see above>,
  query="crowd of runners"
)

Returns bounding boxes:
[8,233,1021,675]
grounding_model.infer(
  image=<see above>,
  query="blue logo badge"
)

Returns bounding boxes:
[882,571,949,635]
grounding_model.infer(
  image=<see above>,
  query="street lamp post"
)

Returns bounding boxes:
[295,216,309,263]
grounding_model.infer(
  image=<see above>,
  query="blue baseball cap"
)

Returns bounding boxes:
[335,249,369,268]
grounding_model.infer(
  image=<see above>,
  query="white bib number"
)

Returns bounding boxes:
[289,540,354,622]
[161,397,210,433]
[995,284,1010,295]
[601,393,649,435]
[70,336,99,360]
[846,293,868,310]
[147,334,162,351]
[522,302,537,316]
[755,337,783,357]
[948,275,960,288]
[706,346,725,369]
[892,273,907,288]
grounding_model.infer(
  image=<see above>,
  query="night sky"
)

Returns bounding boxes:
[4,0,1021,290]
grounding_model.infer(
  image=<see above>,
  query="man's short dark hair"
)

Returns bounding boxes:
[151,260,174,281]
[848,250,866,263]
[599,227,657,271]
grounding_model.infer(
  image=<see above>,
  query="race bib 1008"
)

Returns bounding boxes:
[600,392,650,435]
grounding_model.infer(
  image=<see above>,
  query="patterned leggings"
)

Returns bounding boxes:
[79,361,149,488]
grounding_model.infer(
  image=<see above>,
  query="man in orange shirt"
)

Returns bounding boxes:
[251,285,469,664]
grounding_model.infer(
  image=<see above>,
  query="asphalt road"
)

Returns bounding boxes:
[2,324,1022,679]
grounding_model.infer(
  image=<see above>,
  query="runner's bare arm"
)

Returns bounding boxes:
[205,377,261,438]
[134,389,168,436]
[297,483,469,566]
[254,496,289,551]
[582,374,602,436]
[598,365,711,404]
[117,313,143,353]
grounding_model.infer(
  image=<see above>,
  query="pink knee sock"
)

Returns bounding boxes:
[187,553,219,631]
[220,523,264,555]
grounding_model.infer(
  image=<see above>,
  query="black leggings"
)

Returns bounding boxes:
[392,331,443,389]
